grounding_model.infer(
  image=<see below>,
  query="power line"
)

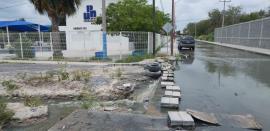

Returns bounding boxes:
[0,2,29,10]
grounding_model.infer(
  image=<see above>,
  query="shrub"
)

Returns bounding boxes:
[72,70,92,83]
[2,80,19,91]
[79,91,97,109]
[116,54,154,63]
[0,99,14,127]
[14,34,35,58]
[24,96,42,107]
[116,68,122,78]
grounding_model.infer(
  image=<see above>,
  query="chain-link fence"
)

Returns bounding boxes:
[0,31,168,61]
[214,17,270,49]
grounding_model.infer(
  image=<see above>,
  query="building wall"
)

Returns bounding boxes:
[59,0,132,58]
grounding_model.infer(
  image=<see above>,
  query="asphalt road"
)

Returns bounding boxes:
[176,42,270,131]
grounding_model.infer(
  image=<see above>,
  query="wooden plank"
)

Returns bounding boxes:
[186,109,219,125]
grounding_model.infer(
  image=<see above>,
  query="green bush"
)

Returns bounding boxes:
[24,96,42,107]
[2,80,19,91]
[198,32,214,42]
[0,99,14,127]
[116,54,154,63]
[79,91,97,109]
[14,34,35,58]
[72,70,92,83]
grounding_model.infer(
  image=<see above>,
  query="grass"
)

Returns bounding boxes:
[23,96,43,107]
[79,91,97,109]
[72,70,92,83]
[0,99,14,128]
[1,80,19,91]
[116,68,122,78]
[116,54,154,63]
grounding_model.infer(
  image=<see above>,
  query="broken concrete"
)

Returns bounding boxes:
[7,103,48,121]
[48,110,169,131]
[224,114,263,130]
[186,109,219,125]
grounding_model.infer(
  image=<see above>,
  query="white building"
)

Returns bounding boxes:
[59,0,131,58]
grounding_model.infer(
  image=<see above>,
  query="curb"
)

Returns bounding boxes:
[197,40,270,56]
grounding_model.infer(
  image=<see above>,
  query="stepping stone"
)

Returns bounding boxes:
[161,97,179,109]
[164,91,181,99]
[161,76,174,82]
[162,73,174,77]
[166,86,181,92]
[161,81,175,88]
[168,111,195,128]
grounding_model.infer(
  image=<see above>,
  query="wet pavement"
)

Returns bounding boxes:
[176,42,270,131]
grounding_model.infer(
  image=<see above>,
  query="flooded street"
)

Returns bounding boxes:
[176,42,270,131]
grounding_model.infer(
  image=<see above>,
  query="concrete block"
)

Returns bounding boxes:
[161,76,174,82]
[164,91,181,99]
[161,97,179,109]
[168,111,195,128]
[161,81,175,88]
[166,86,181,92]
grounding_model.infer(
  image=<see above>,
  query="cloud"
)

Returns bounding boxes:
[151,0,270,31]
[0,0,50,25]
[0,0,269,31]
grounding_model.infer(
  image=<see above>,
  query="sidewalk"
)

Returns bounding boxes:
[197,40,270,56]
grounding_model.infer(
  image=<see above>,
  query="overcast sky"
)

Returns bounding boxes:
[0,0,269,31]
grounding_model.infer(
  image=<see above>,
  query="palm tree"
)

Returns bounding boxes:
[30,0,81,57]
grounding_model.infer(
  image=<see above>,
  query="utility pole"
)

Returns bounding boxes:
[194,23,197,39]
[153,0,156,55]
[220,0,231,27]
[102,0,107,58]
[171,0,175,56]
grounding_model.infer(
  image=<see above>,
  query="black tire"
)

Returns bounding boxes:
[146,63,161,72]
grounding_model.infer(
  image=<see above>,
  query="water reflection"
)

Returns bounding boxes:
[179,50,195,65]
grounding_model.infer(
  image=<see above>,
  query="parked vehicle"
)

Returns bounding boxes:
[177,36,195,50]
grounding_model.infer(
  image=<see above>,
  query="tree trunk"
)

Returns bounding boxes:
[50,15,63,59]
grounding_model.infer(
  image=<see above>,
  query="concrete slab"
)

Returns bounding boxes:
[161,81,175,88]
[225,114,263,130]
[164,91,181,99]
[166,86,181,92]
[186,109,219,125]
[168,111,195,128]
[161,97,179,109]
[49,110,170,131]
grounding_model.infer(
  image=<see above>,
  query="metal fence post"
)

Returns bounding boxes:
[19,33,24,59]
[259,19,264,48]
[50,32,54,60]
[120,32,122,60]
[248,22,251,46]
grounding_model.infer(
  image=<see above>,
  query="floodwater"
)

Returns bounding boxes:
[176,42,270,131]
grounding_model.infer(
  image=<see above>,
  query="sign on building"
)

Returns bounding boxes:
[83,5,97,22]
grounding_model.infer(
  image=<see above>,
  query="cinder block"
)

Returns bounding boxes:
[168,111,195,128]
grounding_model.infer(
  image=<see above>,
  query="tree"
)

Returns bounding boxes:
[29,0,81,57]
[104,0,170,32]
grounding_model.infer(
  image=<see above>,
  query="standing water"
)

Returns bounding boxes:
[176,42,270,131]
